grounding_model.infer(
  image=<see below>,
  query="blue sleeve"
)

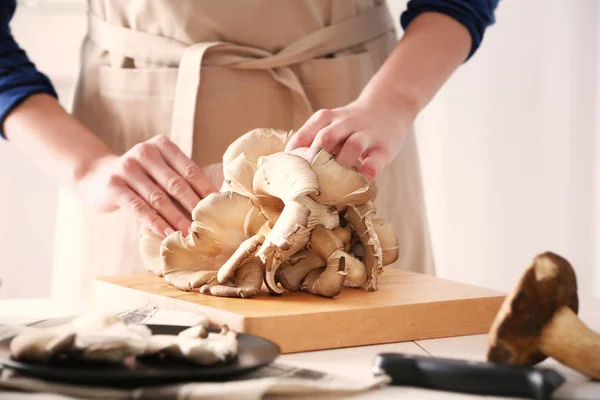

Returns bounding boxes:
[400,0,500,60]
[0,0,58,139]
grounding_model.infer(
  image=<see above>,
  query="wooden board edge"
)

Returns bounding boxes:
[244,294,506,353]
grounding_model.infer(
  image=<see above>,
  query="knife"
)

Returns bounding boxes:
[372,352,566,400]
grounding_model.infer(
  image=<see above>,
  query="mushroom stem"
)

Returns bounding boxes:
[311,225,366,289]
[332,227,352,252]
[302,257,347,297]
[539,306,600,379]
[217,234,264,284]
[276,251,324,292]
[202,260,263,298]
[259,201,312,294]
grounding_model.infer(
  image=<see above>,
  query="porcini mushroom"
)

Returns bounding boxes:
[487,251,600,379]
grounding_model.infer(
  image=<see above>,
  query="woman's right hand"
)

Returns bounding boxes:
[76,135,218,238]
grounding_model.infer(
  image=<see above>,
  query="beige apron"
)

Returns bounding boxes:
[51,0,434,306]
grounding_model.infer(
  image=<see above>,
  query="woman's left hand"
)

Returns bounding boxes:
[284,92,417,182]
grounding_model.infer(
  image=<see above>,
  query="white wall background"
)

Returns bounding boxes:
[0,0,598,299]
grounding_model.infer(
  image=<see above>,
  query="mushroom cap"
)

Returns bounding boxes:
[487,251,579,365]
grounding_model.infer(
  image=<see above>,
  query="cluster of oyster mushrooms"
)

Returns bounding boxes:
[139,128,399,298]
[10,315,237,365]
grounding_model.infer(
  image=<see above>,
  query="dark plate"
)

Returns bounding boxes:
[0,324,280,387]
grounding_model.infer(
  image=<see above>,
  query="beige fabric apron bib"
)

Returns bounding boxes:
[52,0,434,306]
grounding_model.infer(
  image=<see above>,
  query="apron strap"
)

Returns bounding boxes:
[87,4,395,159]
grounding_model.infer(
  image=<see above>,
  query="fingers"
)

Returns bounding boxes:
[285,109,333,151]
[151,135,218,198]
[109,176,173,238]
[310,122,354,154]
[132,141,201,214]
[119,157,192,234]
[359,148,389,183]
[335,133,371,169]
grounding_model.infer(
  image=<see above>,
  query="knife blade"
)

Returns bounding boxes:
[372,352,565,400]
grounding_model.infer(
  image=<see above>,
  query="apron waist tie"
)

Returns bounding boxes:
[87,4,395,158]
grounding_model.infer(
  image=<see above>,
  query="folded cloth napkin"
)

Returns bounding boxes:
[0,306,389,400]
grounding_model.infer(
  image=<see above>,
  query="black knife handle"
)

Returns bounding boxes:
[373,353,565,400]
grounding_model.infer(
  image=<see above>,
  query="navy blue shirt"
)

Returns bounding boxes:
[0,0,499,139]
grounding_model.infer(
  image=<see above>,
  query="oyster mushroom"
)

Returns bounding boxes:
[344,201,384,291]
[220,128,293,200]
[252,152,339,294]
[304,149,375,207]
[487,252,600,379]
[202,259,264,298]
[276,250,325,292]
[143,325,238,365]
[10,315,151,363]
[138,226,165,276]
[138,127,400,299]
[160,191,268,292]
[302,257,347,298]
[310,225,366,289]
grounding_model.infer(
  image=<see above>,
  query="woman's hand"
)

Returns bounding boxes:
[285,92,417,182]
[76,135,218,238]
[286,12,473,182]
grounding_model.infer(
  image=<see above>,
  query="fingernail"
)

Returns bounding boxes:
[164,228,175,236]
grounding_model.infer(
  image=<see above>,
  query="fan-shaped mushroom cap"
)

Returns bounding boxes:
[138,226,164,276]
[307,150,375,207]
[223,128,293,167]
[161,192,264,291]
[344,201,383,291]
[372,218,400,266]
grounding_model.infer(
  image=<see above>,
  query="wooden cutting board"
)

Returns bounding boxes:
[91,269,505,353]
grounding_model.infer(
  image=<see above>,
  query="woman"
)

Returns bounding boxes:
[1,1,498,304]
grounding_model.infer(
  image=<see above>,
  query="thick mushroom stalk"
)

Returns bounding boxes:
[487,252,600,379]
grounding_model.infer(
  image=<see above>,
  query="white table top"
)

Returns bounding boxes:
[1,298,599,400]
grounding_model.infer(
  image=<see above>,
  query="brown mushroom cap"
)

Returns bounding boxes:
[487,251,579,365]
